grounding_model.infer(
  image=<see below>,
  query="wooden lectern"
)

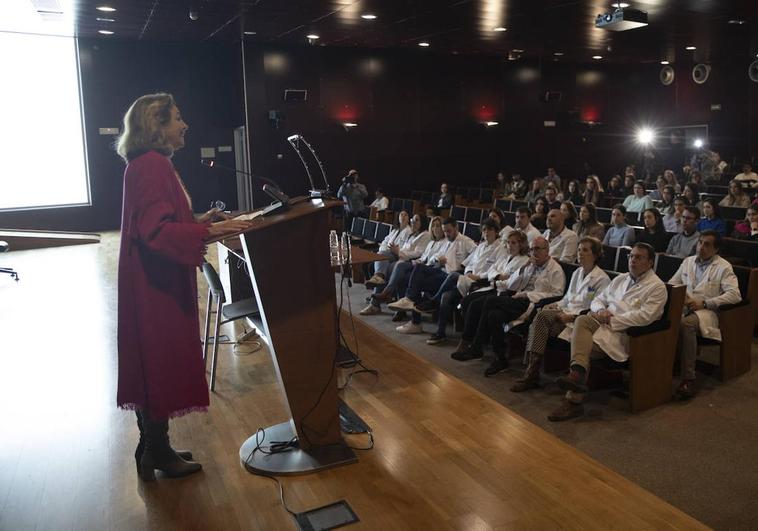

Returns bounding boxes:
[234,198,357,475]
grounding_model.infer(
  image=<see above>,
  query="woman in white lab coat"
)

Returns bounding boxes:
[511,237,610,392]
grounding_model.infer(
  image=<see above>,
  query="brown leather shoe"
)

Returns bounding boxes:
[547,399,584,422]
[511,352,541,392]
[674,379,697,400]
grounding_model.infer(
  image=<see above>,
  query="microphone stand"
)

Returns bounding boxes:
[286,134,332,198]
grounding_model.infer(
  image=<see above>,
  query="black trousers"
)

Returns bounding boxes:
[463,294,530,358]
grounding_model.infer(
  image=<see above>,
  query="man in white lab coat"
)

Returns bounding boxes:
[668,230,742,400]
[514,207,542,243]
[549,242,668,421]
[543,209,579,263]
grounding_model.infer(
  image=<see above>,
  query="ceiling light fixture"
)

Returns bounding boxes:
[96,6,116,12]
[612,2,630,7]
[98,30,114,35]
[660,60,670,65]
[306,34,320,39]
[592,55,603,59]
[686,46,696,50]
[636,127,654,145]
[244,31,256,35]
[484,121,499,127]
[728,19,746,25]
[554,52,564,56]
[361,14,377,20]
[96,17,114,22]
[418,41,430,47]
[493,27,506,32]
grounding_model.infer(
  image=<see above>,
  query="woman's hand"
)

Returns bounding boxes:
[557,312,576,324]
[197,208,232,224]
[206,219,253,239]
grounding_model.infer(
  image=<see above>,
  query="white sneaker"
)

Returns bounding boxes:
[388,297,416,312]
[359,304,381,316]
[396,322,423,334]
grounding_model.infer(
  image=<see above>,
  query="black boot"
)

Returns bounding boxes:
[135,411,193,473]
[138,414,202,481]
[511,352,542,392]
[484,352,509,377]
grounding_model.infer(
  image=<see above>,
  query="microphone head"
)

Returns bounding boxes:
[201,159,214,167]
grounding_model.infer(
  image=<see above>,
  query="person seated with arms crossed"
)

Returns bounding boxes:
[364,210,413,289]
[666,206,700,258]
[719,180,752,208]
[388,218,476,333]
[413,219,502,343]
[668,230,742,400]
[663,195,688,233]
[450,231,531,354]
[549,242,668,421]
[733,163,758,189]
[583,175,604,206]
[365,216,439,316]
[573,203,605,241]
[451,236,566,377]
[369,188,389,212]
[637,208,669,253]
[731,204,758,241]
[435,182,453,211]
[697,199,727,236]
[602,204,636,247]
[623,180,655,213]
[543,208,579,263]
[514,206,542,243]
[511,237,611,392]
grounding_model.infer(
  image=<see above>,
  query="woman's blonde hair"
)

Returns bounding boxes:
[428,216,444,241]
[116,93,177,162]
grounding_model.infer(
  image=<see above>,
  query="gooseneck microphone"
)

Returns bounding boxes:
[201,159,290,216]
[200,159,286,193]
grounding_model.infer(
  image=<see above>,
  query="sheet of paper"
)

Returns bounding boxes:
[234,210,264,221]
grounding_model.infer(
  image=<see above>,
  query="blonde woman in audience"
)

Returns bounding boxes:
[511,237,610,392]
[663,169,681,193]
[719,180,752,208]
[364,216,442,316]
[583,175,604,205]
[573,203,605,241]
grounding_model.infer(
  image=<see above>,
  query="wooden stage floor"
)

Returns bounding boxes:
[0,235,708,530]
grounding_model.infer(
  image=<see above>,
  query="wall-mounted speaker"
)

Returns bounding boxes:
[284,89,307,102]
[749,60,758,83]
[692,64,710,85]
[659,65,675,86]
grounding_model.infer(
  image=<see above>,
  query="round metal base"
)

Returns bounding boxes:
[239,421,357,476]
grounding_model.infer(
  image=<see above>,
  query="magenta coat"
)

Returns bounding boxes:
[117,150,210,420]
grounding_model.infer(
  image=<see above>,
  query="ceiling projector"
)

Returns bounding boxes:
[595,8,648,31]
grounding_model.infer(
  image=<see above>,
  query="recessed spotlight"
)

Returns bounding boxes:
[554,52,564,56]
[612,2,630,7]
[484,121,499,127]
[636,127,654,145]
[686,46,696,50]
[592,55,603,60]
[493,27,506,32]
[244,31,256,35]
[361,14,377,20]
[98,30,114,35]
[418,41,430,47]
[306,34,320,40]
[343,122,358,128]
[96,17,114,22]
[513,49,524,53]
[660,60,670,65]
[728,19,746,25]
[96,6,116,12]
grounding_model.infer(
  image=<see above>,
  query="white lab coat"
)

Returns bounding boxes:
[455,239,501,295]
[543,227,579,263]
[418,238,447,264]
[398,231,432,261]
[555,266,612,342]
[503,258,566,330]
[378,226,412,253]
[369,196,389,210]
[429,233,476,273]
[669,255,741,341]
[589,269,668,362]
[519,223,542,243]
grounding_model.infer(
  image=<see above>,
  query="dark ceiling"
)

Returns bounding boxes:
[55,1,758,62]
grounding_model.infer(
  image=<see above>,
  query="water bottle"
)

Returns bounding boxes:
[329,230,340,266]
[340,231,351,265]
